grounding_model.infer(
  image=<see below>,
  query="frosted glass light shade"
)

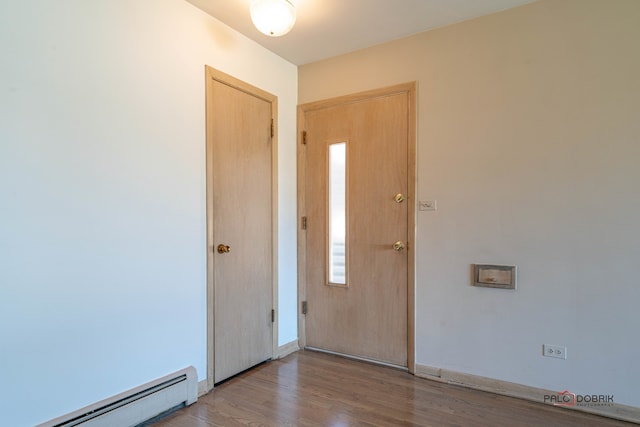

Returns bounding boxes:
[250,0,296,37]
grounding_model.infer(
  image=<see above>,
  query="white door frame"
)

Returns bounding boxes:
[296,82,417,373]
[204,66,279,391]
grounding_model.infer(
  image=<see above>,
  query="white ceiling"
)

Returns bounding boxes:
[185,0,535,65]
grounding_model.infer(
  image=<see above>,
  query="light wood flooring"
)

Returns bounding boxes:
[151,350,635,427]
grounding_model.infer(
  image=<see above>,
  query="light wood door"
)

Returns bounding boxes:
[206,67,275,384]
[300,85,415,367]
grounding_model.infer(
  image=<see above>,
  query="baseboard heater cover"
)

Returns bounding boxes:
[36,366,198,427]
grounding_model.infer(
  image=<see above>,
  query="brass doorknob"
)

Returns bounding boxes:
[217,244,231,254]
[393,241,406,252]
[394,193,405,203]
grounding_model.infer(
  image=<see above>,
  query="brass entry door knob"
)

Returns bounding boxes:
[393,241,406,252]
[217,244,231,254]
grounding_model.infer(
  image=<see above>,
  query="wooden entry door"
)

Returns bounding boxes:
[299,84,415,368]
[206,67,275,384]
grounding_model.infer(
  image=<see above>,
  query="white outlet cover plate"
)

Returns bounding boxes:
[543,344,567,359]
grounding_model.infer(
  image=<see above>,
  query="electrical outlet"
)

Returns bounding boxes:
[543,344,567,360]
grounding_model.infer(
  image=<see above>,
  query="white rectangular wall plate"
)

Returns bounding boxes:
[543,344,567,359]
[419,200,437,211]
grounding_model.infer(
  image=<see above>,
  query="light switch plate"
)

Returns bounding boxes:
[419,200,437,211]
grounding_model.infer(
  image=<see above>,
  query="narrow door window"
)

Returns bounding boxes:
[328,142,347,285]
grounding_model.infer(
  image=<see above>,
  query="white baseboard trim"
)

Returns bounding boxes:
[276,340,300,359]
[198,379,209,397]
[415,364,640,424]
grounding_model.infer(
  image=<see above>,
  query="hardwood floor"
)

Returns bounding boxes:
[151,350,635,427]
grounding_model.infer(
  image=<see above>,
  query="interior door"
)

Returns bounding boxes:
[206,67,274,384]
[301,85,414,367]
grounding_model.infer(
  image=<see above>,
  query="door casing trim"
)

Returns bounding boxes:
[297,82,417,373]
[205,66,279,391]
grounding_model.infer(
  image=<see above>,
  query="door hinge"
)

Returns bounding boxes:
[301,216,307,230]
[271,118,274,138]
[302,130,307,145]
[302,301,308,315]
[271,309,275,323]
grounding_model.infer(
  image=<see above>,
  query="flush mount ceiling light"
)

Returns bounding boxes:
[250,0,296,37]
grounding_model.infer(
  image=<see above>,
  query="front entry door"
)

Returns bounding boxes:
[206,67,275,384]
[300,84,415,367]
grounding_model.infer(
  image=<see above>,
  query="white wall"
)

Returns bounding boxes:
[299,0,640,408]
[0,1,297,426]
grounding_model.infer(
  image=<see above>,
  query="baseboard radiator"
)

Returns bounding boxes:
[37,366,198,427]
